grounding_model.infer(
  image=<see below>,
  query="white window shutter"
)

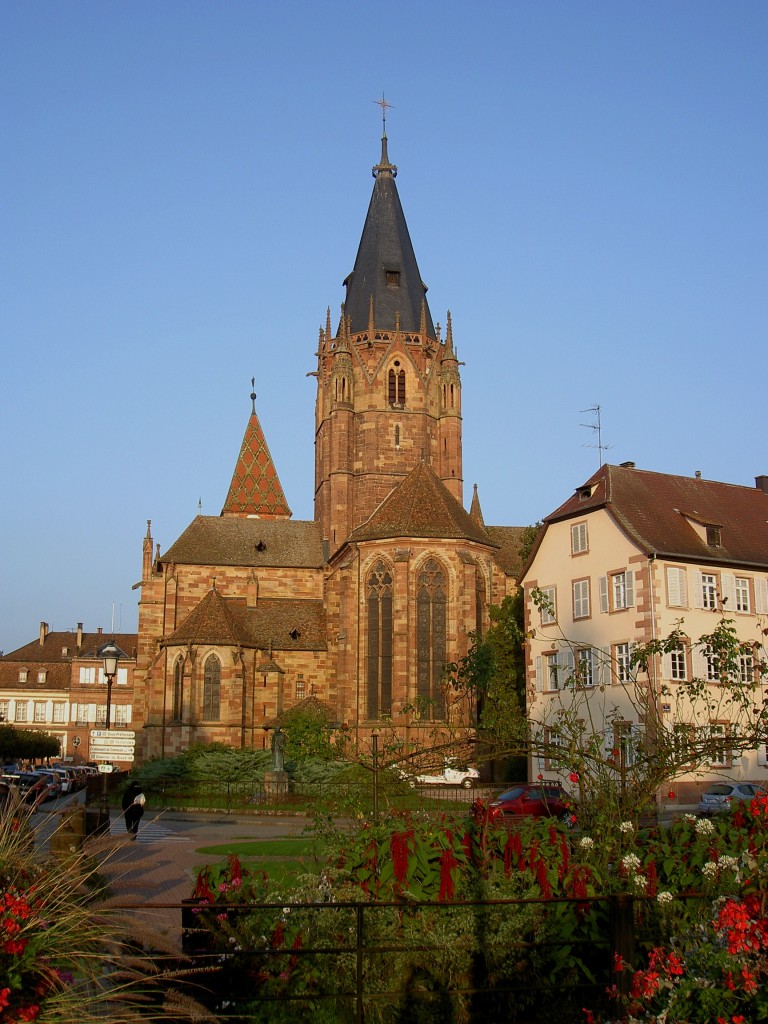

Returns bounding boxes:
[662,653,672,680]
[126,707,133,724]
[535,656,543,692]
[756,578,768,615]
[599,576,608,613]
[758,745,768,768]
[720,574,736,613]
[666,566,685,607]
[694,570,706,609]
[691,647,706,680]
[88,702,97,720]
[626,570,635,607]
[597,646,610,686]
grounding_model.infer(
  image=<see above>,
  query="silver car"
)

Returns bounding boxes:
[698,782,766,816]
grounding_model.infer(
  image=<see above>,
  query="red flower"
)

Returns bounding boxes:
[390,829,414,884]
[569,772,579,784]
[438,848,458,901]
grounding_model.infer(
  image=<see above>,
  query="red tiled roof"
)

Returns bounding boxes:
[162,592,327,651]
[348,461,494,545]
[1,631,138,663]
[544,464,768,568]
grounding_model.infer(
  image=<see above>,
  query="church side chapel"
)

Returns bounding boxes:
[133,124,526,763]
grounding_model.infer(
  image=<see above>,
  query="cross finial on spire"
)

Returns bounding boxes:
[373,93,394,134]
[250,377,256,414]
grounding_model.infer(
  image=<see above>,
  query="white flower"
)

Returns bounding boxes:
[702,861,719,877]
[282,907,291,915]
[683,813,697,823]
[695,818,715,835]
[656,891,674,904]
[622,853,641,871]
[578,837,595,850]
[619,821,635,834]
[632,874,648,891]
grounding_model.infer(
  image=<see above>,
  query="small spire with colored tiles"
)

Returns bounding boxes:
[221,382,292,519]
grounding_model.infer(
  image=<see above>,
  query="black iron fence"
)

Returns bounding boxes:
[115,890,687,1024]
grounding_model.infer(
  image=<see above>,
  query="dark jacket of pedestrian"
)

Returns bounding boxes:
[121,780,145,837]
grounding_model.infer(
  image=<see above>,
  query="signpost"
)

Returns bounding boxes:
[89,729,136,762]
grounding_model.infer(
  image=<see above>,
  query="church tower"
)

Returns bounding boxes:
[314,133,463,555]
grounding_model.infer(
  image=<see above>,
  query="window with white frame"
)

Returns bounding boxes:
[15,703,27,723]
[670,645,688,681]
[116,667,128,686]
[539,586,557,625]
[703,645,720,682]
[572,579,590,619]
[79,667,95,685]
[76,705,88,726]
[613,721,642,767]
[33,702,46,723]
[698,573,719,611]
[735,577,751,613]
[37,670,46,684]
[708,723,731,767]
[18,669,27,684]
[738,651,754,684]
[600,571,635,613]
[666,566,688,608]
[543,726,567,770]
[576,648,595,687]
[571,522,588,555]
[613,642,631,684]
[114,705,128,727]
[545,652,562,690]
[296,674,306,700]
[96,705,107,725]
[52,702,66,724]
[0,701,8,722]
[672,723,695,765]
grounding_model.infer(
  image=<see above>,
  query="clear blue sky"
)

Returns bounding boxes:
[2,1,766,654]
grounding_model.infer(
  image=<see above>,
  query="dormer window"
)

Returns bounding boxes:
[385,269,400,287]
[255,540,267,552]
[289,628,301,641]
[706,526,722,547]
[578,487,592,501]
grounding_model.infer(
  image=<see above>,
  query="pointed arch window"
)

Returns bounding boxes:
[203,654,221,721]
[367,561,393,719]
[172,657,183,722]
[417,558,447,719]
[388,364,406,407]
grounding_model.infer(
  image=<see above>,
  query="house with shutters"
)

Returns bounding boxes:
[0,622,137,766]
[519,462,768,804]
[132,132,528,763]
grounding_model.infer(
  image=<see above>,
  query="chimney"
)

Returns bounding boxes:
[76,622,83,648]
[39,622,49,646]
[620,461,636,470]
[97,627,103,636]
[756,476,768,494]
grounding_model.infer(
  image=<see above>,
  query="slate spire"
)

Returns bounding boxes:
[342,134,435,337]
[221,382,292,519]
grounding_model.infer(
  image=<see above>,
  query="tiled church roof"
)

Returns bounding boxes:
[485,526,533,577]
[348,461,494,545]
[162,592,327,651]
[161,517,323,568]
[221,399,292,519]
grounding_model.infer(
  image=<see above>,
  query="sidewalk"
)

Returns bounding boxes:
[96,809,311,949]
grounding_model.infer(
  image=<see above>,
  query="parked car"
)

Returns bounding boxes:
[2,772,50,810]
[698,782,767,816]
[31,770,62,800]
[488,782,575,822]
[402,763,480,789]
[45,768,73,794]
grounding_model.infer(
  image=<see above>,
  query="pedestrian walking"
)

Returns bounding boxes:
[121,780,145,839]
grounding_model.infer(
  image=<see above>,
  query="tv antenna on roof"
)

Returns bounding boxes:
[580,404,612,467]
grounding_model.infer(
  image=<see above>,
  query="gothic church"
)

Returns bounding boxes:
[134,134,525,761]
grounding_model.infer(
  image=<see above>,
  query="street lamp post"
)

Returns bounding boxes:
[95,640,123,832]
[98,640,122,731]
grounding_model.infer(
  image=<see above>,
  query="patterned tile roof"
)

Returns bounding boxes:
[221,408,292,519]
[543,464,768,568]
[347,461,494,546]
[162,591,327,652]
[161,517,324,569]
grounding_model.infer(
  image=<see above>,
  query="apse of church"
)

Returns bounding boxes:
[133,134,521,762]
